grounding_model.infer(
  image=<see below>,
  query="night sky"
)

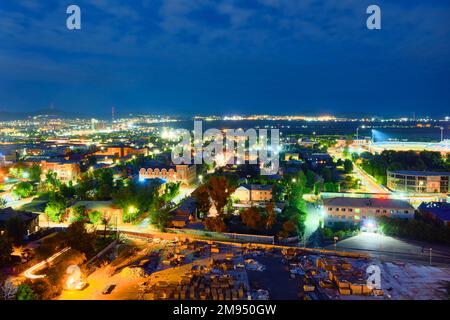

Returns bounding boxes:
[0,0,449,117]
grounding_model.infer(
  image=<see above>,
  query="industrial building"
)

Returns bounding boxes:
[323,197,414,226]
[387,170,450,194]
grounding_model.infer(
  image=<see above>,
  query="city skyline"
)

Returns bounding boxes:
[1,0,450,116]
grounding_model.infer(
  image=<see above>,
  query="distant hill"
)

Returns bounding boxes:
[0,108,88,121]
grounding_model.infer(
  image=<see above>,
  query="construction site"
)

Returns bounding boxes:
[58,235,450,300]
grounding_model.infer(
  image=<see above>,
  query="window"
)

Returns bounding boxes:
[328,207,333,211]
[336,208,340,212]
[354,215,360,220]
[349,208,353,212]
[342,208,346,212]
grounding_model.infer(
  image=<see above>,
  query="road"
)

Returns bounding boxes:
[352,164,390,193]
[328,146,389,194]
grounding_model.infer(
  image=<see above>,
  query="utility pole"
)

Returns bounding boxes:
[440,127,444,142]
[429,248,432,266]
[356,127,359,140]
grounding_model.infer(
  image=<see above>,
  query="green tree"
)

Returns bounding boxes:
[44,193,67,222]
[71,205,88,222]
[0,198,7,209]
[65,221,96,257]
[16,284,35,300]
[13,181,34,198]
[150,209,170,231]
[88,210,102,225]
[45,171,61,192]
[344,159,353,173]
[28,164,42,182]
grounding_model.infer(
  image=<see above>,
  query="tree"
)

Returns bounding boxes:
[279,220,297,238]
[150,209,170,231]
[65,221,96,257]
[28,164,42,182]
[207,176,236,216]
[265,203,277,230]
[240,207,263,230]
[204,217,227,232]
[0,198,7,209]
[162,182,180,203]
[112,180,160,223]
[13,181,34,198]
[44,193,67,222]
[344,159,353,173]
[45,171,61,192]
[0,234,13,267]
[71,205,88,222]
[88,210,102,225]
[16,284,35,300]
[193,185,211,218]
[100,213,112,239]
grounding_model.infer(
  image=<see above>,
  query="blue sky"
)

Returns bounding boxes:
[0,0,449,117]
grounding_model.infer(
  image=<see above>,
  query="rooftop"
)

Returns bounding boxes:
[388,170,450,177]
[323,197,414,210]
[0,207,39,223]
[240,184,273,191]
[418,202,450,222]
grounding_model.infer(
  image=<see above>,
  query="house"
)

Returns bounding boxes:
[169,197,196,228]
[323,197,414,227]
[233,184,273,203]
[418,202,450,228]
[0,207,39,237]
[306,153,333,168]
[39,160,81,183]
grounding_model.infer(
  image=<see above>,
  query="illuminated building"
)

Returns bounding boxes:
[39,160,81,183]
[0,208,39,237]
[387,170,450,194]
[323,197,414,226]
[139,164,196,186]
[233,184,273,203]
[94,146,148,159]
